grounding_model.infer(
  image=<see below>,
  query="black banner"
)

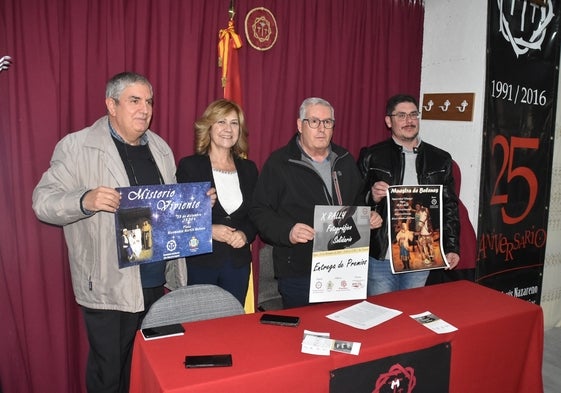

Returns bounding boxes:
[329,343,451,393]
[476,0,560,303]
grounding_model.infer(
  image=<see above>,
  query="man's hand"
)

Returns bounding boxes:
[81,187,121,213]
[445,252,460,269]
[371,181,390,203]
[369,211,383,229]
[289,223,315,244]
[207,187,217,207]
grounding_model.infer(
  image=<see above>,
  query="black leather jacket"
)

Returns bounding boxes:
[357,138,460,259]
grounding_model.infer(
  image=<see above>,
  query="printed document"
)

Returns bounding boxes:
[326,300,402,330]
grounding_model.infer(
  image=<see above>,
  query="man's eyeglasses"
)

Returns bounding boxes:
[390,111,420,121]
[303,118,335,129]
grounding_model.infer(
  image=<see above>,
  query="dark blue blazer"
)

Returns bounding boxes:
[176,154,258,268]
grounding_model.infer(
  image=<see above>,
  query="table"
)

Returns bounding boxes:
[130,281,543,392]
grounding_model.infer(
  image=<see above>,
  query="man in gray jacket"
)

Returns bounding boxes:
[33,72,201,392]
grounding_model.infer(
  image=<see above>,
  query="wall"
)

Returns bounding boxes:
[542,76,561,328]
[421,0,561,328]
[420,0,486,230]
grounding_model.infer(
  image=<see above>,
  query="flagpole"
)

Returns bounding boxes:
[220,0,254,312]
[229,0,235,20]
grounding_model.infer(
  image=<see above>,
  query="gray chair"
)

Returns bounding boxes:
[141,284,245,329]
[257,244,283,311]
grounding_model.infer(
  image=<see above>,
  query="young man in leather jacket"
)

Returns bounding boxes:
[357,94,460,295]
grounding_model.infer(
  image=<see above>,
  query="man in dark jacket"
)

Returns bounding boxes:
[250,97,382,308]
[357,94,460,295]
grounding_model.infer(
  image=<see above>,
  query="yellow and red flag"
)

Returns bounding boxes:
[218,19,243,107]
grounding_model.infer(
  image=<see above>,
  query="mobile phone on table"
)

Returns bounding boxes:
[259,313,300,327]
[141,323,185,340]
[184,354,233,368]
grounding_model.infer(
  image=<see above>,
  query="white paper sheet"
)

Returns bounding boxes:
[326,300,402,330]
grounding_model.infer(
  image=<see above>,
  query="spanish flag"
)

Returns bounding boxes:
[218,19,243,107]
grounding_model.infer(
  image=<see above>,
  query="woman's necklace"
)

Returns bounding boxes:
[212,167,237,174]
[210,154,236,173]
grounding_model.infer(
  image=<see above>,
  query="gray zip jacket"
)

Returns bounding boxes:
[32,116,187,312]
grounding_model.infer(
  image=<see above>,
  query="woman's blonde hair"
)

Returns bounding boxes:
[194,99,249,158]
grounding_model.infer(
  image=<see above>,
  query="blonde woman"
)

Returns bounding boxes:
[176,99,258,305]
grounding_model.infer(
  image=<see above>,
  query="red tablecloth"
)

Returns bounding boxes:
[130,281,543,393]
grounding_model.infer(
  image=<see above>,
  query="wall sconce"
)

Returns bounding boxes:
[421,93,475,121]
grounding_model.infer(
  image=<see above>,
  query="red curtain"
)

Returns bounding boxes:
[0,0,423,391]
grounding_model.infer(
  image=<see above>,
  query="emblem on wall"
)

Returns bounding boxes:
[244,7,278,51]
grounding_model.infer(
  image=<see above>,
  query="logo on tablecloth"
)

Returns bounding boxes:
[329,343,451,393]
[373,363,416,393]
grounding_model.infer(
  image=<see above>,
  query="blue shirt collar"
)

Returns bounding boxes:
[108,118,149,146]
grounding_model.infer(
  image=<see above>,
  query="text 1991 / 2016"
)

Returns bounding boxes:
[490,80,547,106]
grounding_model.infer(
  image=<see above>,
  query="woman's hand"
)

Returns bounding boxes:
[212,224,247,248]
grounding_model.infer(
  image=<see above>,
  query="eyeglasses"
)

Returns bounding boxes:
[303,118,335,129]
[390,111,420,121]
